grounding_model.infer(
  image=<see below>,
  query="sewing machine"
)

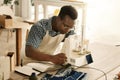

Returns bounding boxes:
[61,35,93,66]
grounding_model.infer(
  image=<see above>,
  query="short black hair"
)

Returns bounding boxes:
[58,5,78,20]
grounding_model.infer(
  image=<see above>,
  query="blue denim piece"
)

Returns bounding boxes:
[41,70,87,80]
[65,71,86,80]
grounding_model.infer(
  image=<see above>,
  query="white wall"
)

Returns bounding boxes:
[85,0,120,45]
[0,0,3,5]
[21,0,32,20]
[14,0,22,17]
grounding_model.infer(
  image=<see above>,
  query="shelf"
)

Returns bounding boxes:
[34,0,86,20]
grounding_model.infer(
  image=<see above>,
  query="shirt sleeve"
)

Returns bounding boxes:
[26,23,46,48]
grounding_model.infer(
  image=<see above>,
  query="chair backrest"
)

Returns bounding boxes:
[0,5,14,18]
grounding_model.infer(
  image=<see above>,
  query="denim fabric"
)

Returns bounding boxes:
[41,70,87,80]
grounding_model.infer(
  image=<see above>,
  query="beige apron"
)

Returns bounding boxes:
[23,31,65,64]
[37,31,65,55]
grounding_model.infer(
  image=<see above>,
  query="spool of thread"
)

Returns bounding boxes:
[29,73,38,80]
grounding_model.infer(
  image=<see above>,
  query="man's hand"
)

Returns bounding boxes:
[50,53,67,65]
[117,72,120,80]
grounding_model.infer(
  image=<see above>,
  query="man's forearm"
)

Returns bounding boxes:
[25,45,53,61]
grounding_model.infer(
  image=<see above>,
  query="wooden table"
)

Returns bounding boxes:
[0,6,30,66]
[5,17,30,66]
[76,42,120,80]
[10,42,120,80]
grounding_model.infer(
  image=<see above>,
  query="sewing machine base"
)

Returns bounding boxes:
[67,53,93,67]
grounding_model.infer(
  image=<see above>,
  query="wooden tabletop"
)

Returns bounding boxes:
[10,42,120,80]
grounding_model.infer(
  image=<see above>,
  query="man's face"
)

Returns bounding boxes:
[57,15,75,34]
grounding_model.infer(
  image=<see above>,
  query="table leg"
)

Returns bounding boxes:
[16,28,22,66]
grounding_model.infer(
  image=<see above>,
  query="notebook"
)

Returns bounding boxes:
[26,62,61,72]
[15,66,40,76]
[15,62,61,76]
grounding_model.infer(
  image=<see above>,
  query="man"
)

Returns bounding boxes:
[25,5,78,65]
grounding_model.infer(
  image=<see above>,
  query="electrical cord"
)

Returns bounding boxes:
[42,64,108,80]
[73,66,107,80]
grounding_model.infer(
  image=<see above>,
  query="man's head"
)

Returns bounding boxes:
[55,5,78,34]
[58,5,78,20]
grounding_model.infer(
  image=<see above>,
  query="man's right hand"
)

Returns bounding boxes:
[50,53,67,65]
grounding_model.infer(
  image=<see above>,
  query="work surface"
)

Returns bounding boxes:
[10,42,120,80]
